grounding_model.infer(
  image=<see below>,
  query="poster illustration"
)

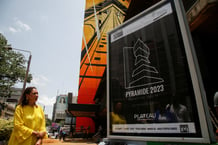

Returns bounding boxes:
[108,1,201,137]
[76,0,131,133]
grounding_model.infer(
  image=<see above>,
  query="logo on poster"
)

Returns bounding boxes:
[180,124,189,133]
[123,39,164,89]
[123,39,164,97]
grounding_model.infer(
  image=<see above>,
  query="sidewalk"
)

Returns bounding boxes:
[43,138,98,145]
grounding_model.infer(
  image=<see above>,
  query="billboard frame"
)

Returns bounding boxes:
[107,0,215,143]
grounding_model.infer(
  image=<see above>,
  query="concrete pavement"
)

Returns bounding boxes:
[43,138,98,145]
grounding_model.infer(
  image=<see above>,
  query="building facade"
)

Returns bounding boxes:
[70,0,218,139]
[52,94,68,122]
[52,93,77,123]
[0,87,22,119]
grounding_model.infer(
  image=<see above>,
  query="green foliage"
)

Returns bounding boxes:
[0,34,32,98]
[46,118,52,126]
[0,118,13,141]
[59,120,65,127]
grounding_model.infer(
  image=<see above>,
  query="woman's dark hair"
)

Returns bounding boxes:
[18,87,36,106]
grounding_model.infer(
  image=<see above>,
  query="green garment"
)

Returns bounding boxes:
[8,105,47,145]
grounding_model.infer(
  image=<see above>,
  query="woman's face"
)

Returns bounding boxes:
[26,88,38,106]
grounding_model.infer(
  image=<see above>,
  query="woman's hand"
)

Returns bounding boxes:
[37,131,46,138]
[32,131,46,138]
[32,131,45,145]
[32,131,39,136]
[35,138,42,145]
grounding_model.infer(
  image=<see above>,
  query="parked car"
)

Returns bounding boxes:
[46,126,59,139]
[47,130,58,138]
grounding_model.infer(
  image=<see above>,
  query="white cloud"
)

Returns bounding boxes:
[15,19,32,31]
[38,94,56,106]
[9,27,18,33]
[9,18,32,33]
[37,95,56,119]
[30,74,49,87]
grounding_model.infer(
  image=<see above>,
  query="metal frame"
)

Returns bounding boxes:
[107,0,215,143]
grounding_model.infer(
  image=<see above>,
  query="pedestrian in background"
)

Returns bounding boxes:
[59,127,63,141]
[59,127,67,142]
[8,87,47,145]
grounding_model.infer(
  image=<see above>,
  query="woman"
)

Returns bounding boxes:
[8,87,47,145]
[111,102,126,124]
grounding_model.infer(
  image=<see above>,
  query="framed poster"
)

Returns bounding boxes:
[107,0,214,143]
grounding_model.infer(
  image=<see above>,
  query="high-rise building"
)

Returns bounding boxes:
[52,94,68,122]
[69,0,218,138]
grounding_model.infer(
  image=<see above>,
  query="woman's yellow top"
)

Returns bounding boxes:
[8,105,47,145]
[111,112,126,124]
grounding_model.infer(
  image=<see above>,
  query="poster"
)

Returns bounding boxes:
[107,0,213,143]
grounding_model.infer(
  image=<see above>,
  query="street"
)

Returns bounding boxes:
[43,138,98,145]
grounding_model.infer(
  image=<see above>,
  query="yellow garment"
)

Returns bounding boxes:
[8,105,47,145]
[111,112,126,124]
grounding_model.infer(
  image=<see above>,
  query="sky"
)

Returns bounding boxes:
[0,0,86,119]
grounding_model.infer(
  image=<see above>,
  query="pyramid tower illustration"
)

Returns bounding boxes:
[129,39,164,87]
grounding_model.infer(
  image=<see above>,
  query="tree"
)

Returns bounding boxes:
[0,118,13,142]
[46,118,52,126]
[0,33,32,99]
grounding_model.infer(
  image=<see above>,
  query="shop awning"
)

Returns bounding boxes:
[67,104,100,117]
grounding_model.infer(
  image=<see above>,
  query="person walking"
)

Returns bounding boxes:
[8,87,47,145]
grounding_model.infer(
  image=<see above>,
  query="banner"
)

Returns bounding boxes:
[107,0,213,143]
